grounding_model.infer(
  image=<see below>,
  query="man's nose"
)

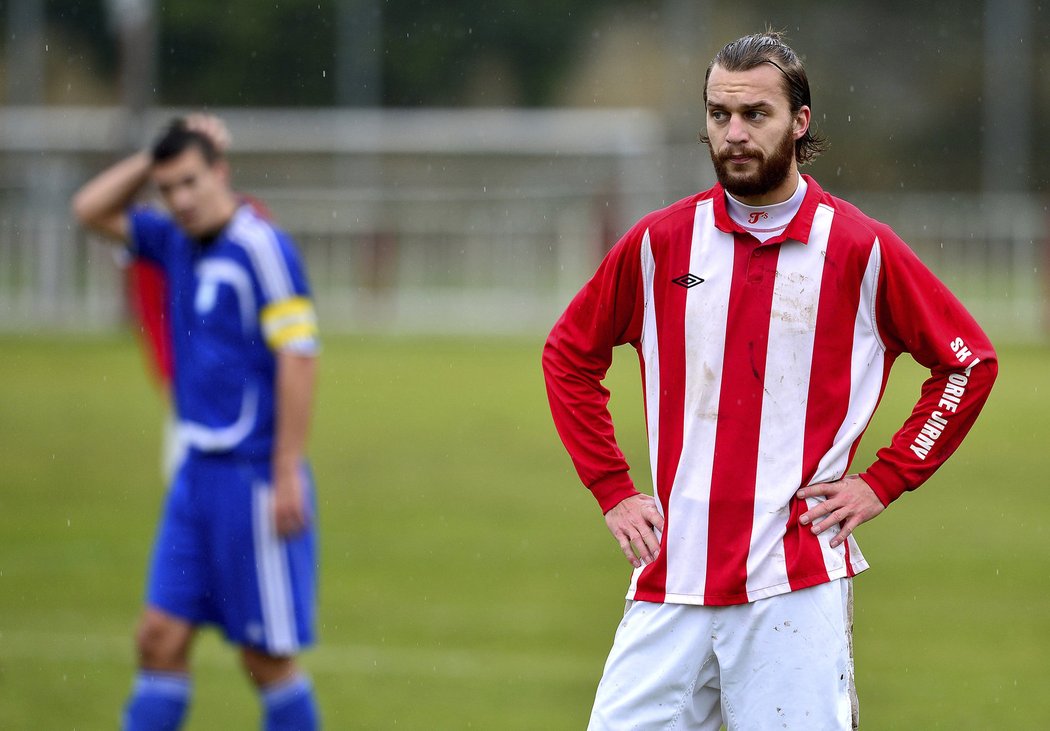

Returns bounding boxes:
[170,187,193,211]
[725,114,749,144]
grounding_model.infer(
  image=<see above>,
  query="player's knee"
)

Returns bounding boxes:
[240,647,297,688]
[134,611,191,670]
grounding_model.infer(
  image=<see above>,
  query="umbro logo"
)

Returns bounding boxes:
[672,273,706,288]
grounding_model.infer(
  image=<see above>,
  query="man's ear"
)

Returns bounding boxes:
[793,105,812,141]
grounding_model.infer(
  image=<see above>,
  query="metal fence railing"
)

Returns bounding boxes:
[855,191,1047,344]
[1,107,1045,342]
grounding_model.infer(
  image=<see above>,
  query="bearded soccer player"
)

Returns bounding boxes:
[72,114,321,730]
[542,32,996,730]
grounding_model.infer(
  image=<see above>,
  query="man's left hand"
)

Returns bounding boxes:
[273,466,309,537]
[797,474,884,549]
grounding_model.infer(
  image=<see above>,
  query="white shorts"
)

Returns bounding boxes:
[588,579,858,731]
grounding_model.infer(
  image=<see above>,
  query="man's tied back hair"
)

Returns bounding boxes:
[700,31,828,165]
[151,117,221,165]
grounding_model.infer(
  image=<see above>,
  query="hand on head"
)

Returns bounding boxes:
[184,114,231,154]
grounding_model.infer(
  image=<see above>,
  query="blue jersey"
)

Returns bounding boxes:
[129,204,319,461]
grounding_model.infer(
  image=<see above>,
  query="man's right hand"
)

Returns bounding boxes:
[604,493,664,568]
[184,114,231,154]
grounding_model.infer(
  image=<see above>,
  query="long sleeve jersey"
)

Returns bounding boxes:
[542,176,997,606]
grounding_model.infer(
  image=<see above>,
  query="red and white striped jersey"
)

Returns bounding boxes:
[543,176,997,606]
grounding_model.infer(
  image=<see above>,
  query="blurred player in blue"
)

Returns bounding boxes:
[72,114,321,730]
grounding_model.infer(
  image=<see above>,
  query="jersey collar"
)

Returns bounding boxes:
[712,174,825,246]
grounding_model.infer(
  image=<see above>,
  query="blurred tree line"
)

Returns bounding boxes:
[4,0,1047,192]
[31,0,646,106]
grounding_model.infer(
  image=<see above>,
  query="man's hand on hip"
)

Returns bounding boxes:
[797,474,885,549]
[605,493,665,569]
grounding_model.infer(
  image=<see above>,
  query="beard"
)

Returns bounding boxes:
[709,125,796,199]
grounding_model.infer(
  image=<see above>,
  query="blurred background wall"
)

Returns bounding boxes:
[1,0,1047,340]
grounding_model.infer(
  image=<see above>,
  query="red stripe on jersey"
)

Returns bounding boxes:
[785,214,871,588]
[704,236,779,604]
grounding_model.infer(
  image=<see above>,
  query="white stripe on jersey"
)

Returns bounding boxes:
[252,483,299,655]
[662,199,734,602]
[195,259,256,335]
[640,228,660,490]
[229,208,295,304]
[745,203,832,600]
[178,386,258,452]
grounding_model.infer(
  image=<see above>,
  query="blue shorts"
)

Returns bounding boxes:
[146,455,318,655]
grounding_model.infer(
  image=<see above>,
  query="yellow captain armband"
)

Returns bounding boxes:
[261,296,320,353]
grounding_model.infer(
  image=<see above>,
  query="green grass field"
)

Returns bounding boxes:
[0,334,1046,729]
